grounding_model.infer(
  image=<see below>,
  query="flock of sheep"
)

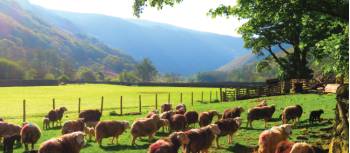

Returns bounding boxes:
[0,99,326,153]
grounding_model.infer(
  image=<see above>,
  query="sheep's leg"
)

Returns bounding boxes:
[216,137,220,148]
[115,136,119,144]
[131,136,136,146]
[31,143,35,150]
[264,120,267,128]
[111,137,115,144]
[24,144,28,151]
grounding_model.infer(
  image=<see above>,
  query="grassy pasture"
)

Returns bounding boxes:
[0,84,336,153]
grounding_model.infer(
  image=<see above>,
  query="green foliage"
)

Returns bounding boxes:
[76,67,97,81]
[0,58,24,80]
[133,0,182,17]
[58,74,70,82]
[135,58,158,82]
[43,73,55,80]
[117,71,139,83]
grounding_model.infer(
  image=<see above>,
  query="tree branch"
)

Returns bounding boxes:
[265,46,287,70]
[278,44,289,55]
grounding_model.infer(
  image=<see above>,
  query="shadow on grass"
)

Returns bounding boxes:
[240,126,266,131]
[45,126,62,130]
[99,144,149,151]
[226,143,255,153]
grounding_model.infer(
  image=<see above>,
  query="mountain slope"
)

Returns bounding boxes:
[47,11,250,75]
[0,0,135,79]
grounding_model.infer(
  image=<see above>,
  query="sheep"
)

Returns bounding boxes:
[84,126,95,141]
[214,117,242,148]
[309,109,324,124]
[175,104,186,114]
[146,110,159,118]
[148,131,189,153]
[61,119,85,134]
[47,107,67,127]
[95,120,129,146]
[0,122,21,138]
[199,110,220,127]
[85,121,98,128]
[43,117,49,130]
[130,114,162,146]
[3,135,21,153]
[222,107,244,119]
[184,124,221,153]
[78,109,102,123]
[184,111,199,128]
[275,141,315,153]
[160,111,174,132]
[161,104,172,113]
[247,105,276,128]
[38,131,85,153]
[282,105,303,124]
[169,114,187,132]
[21,123,41,152]
[257,124,292,153]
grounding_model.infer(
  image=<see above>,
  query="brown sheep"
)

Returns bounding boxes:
[309,109,324,124]
[184,124,221,153]
[61,119,85,134]
[257,124,292,153]
[47,107,67,127]
[161,104,172,113]
[148,131,189,153]
[160,111,174,132]
[169,114,187,132]
[282,105,303,124]
[131,115,162,146]
[38,131,85,153]
[21,123,41,152]
[3,134,21,153]
[146,110,159,118]
[247,105,276,128]
[222,107,244,119]
[95,120,129,146]
[84,127,95,141]
[215,117,242,148]
[275,141,315,153]
[184,111,199,128]
[199,110,220,127]
[43,117,49,130]
[0,122,21,138]
[78,109,102,123]
[175,104,186,114]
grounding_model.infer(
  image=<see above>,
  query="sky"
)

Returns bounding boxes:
[29,0,244,37]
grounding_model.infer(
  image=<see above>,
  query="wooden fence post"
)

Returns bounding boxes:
[139,95,142,113]
[155,94,158,110]
[168,93,170,104]
[191,92,194,106]
[23,99,26,123]
[180,93,183,103]
[100,96,104,114]
[201,91,204,102]
[52,98,55,110]
[216,91,218,100]
[78,98,81,113]
[120,96,123,115]
[220,88,223,102]
[210,91,212,102]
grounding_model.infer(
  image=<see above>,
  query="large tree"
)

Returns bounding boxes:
[133,0,348,80]
[135,58,158,82]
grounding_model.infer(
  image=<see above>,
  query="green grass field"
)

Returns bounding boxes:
[0,84,336,153]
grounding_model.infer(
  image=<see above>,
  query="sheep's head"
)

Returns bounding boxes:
[234,117,242,127]
[210,110,219,116]
[208,124,221,135]
[238,107,244,113]
[175,132,189,145]
[72,131,85,147]
[151,114,160,120]
[280,124,292,136]
[60,107,68,112]
[122,121,130,129]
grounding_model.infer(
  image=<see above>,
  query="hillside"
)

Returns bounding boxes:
[46,11,250,75]
[0,0,135,79]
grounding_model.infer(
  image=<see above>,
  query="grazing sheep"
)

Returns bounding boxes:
[160,111,174,132]
[199,110,220,127]
[84,127,95,141]
[257,100,268,107]
[146,110,159,118]
[184,124,221,153]
[38,131,85,153]
[61,119,85,134]
[247,105,276,128]
[223,107,244,119]
[0,122,21,138]
[184,111,199,128]
[78,109,102,123]
[47,107,67,127]
[282,105,303,124]
[161,104,172,113]
[257,124,292,153]
[95,121,129,146]
[309,109,324,124]
[21,123,41,152]
[131,115,162,146]
[148,131,189,153]
[3,135,21,153]
[169,114,187,132]
[275,141,315,153]
[215,117,242,148]
[175,104,186,114]
[43,118,49,130]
